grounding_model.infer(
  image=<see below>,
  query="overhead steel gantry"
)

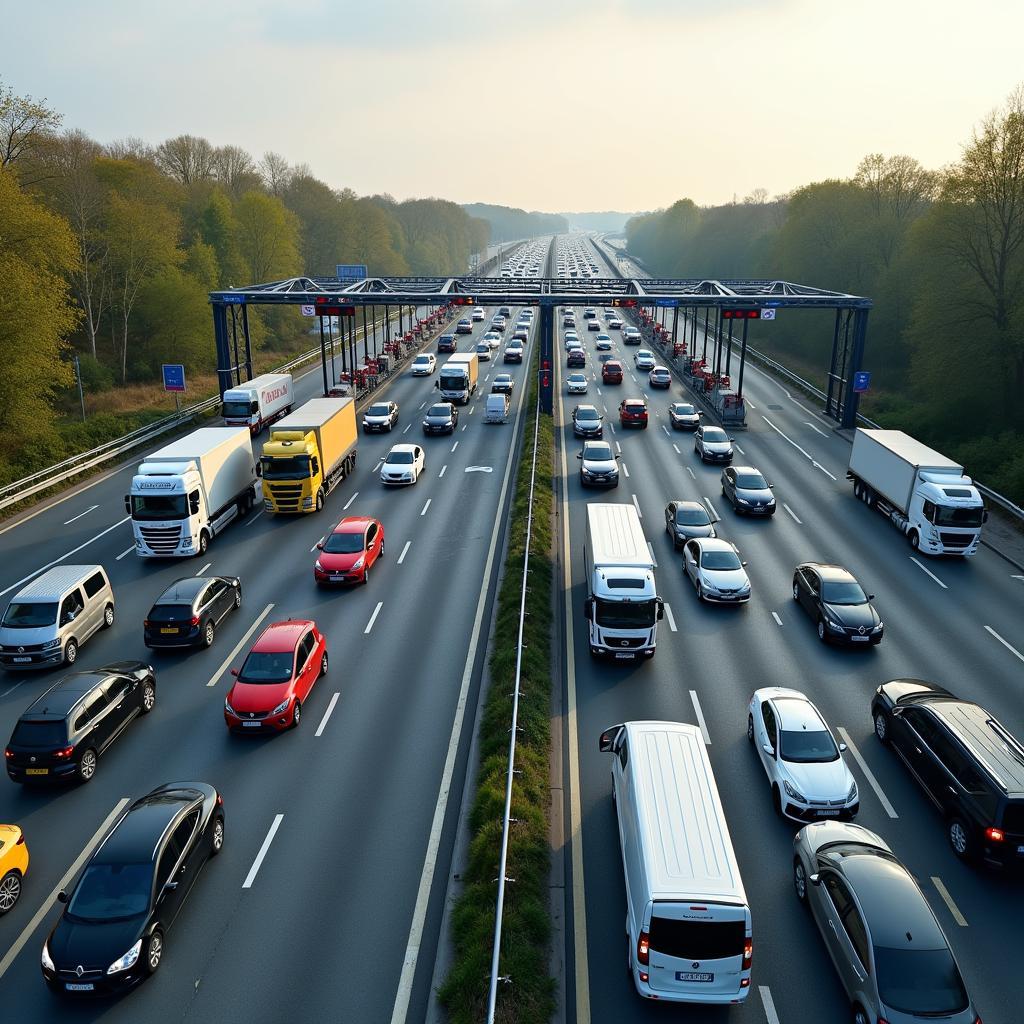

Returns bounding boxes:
[210,276,872,427]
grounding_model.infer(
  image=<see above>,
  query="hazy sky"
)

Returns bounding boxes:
[5,0,1023,212]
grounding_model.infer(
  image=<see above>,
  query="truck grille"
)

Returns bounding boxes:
[268,484,303,511]
[1,643,45,653]
[601,635,646,648]
[139,525,182,553]
[939,532,972,548]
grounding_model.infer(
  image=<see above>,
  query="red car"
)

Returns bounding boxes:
[224,620,327,733]
[314,515,385,585]
[602,360,624,385]
[619,398,649,429]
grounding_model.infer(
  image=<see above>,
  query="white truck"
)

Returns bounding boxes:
[125,428,259,558]
[847,428,987,556]
[583,503,664,660]
[437,352,479,404]
[221,372,293,433]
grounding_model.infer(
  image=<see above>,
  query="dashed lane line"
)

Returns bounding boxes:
[242,814,284,889]
[782,502,802,524]
[397,541,412,564]
[364,601,384,634]
[206,604,275,687]
[931,876,968,926]
[984,624,1024,664]
[836,727,898,818]
[689,690,711,744]
[910,556,948,589]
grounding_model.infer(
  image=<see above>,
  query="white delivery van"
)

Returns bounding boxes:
[599,721,752,1005]
[483,393,510,423]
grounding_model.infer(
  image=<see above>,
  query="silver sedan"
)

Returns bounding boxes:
[681,537,750,603]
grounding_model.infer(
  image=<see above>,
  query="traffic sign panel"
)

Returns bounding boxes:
[760,308,777,320]
[336,264,368,281]
[853,371,871,393]
[300,304,315,317]
[162,364,186,393]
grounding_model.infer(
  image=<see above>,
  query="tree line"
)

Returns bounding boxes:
[626,86,1024,504]
[462,203,567,242]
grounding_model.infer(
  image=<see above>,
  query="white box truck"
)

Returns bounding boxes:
[847,428,987,556]
[126,428,258,558]
[437,352,478,404]
[583,503,664,659]
[221,372,293,434]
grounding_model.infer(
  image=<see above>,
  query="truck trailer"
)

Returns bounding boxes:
[261,398,358,513]
[126,427,258,557]
[847,428,987,556]
[437,353,479,404]
[221,372,293,433]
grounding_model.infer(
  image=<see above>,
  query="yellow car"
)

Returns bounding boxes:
[0,824,28,914]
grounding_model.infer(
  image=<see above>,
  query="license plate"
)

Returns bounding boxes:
[160,627,179,634]
[12,656,31,663]
[817,809,841,816]
[241,721,262,728]
[331,575,346,582]
[66,983,94,991]
[851,635,869,642]
[676,971,714,983]
[1017,845,1024,855]
[614,652,635,660]
[26,768,49,776]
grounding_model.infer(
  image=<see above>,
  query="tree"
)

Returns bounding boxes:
[234,190,300,283]
[260,151,292,195]
[0,79,62,168]
[198,188,246,286]
[155,134,216,185]
[213,144,259,198]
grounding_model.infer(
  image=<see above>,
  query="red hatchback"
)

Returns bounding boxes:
[619,398,649,428]
[314,515,385,585]
[602,361,624,385]
[224,620,327,733]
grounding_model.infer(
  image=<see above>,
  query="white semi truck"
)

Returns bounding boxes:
[583,503,664,660]
[126,428,259,558]
[847,428,987,556]
[221,372,293,434]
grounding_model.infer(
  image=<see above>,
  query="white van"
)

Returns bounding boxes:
[483,393,510,423]
[599,721,752,1004]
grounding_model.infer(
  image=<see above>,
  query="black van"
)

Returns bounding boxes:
[872,678,1024,867]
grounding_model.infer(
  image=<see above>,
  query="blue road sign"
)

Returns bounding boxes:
[221,294,244,304]
[336,264,368,281]
[655,298,679,308]
[162,364,186,393]
[853,371,871,393]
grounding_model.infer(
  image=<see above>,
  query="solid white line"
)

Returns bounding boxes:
[931,876,968,926]
[206,603,275,687]
[689,690,711,744]
[63,503,98,525]
[686,465,695,479]
[615,441,621,453]
[621,463,630,478]
[343,490,359,510]
[397,540,412,564]
[631,494,642,518]
[420,498,431,517]
[364,601,384,634]
[772,611,783,626]
[734,444,745,455]
[761,415,838,480]
[243,508,265,527]
[451,440,459,452]
[664,603,677,632]
[672,443,681,454]
[242,814,284,889]
[315,692,341,737]
[783,502,802,524]
[374,460,383,472]
[0,680,23,698]
[704,496,722,521]
[646,542,657,567]
[0,797,131,981]
[195,562,212,576]
[402,423,411,434]
[115,544,135,560]
[0,515,130,598]
[910,556,948,589]
[984,624,1024,664]
[804,420,828,437]
[759,985,781,1024]
[837,727,898,818]
[745,399,757,410]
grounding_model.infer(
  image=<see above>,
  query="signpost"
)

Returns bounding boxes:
[760,308,777,321]
[336,264,368,281]
[163,364,186,412]
[300,304,315,317]
[852,370,871,393]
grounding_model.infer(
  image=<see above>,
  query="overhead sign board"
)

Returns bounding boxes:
[300,305,316,317]
[221,294,244,304]
[162,364,186,393]
[853,371,871,393]
[760,308,777,321]
[655,298,679,308]
[336,264,368,281]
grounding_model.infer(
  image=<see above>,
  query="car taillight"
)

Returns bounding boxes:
[637,931,649,966]
[53,746,75,759]
[190,616,201,626]
[742,937,753,970]
[216,793,223,806]
[984,827,1004,842]
[143,620,149,628]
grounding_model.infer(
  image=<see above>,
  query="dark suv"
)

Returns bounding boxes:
[872,678,1024,867]
[5,662,156,784]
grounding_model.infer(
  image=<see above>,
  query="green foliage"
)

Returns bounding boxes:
[462,202,566,243]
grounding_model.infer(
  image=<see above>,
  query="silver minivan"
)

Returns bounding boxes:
[0,565,114,671]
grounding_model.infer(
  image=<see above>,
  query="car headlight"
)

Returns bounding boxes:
[271,697,291,716]
[41,942,54,971]
[314,560,323,572]
[702,579,721,593]
[351,557,364,570]
[107,939,141,975]
[41,637,61,650]
[736,497,750,505]
[224,696,236,716]
[873,622,883,632]
[847,781,859,803]
[783,780,807,803]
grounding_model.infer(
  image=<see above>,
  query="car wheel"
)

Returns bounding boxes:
[772,785,782,816]
[696,582,705,603]
[141,680,156,714]
[103,604,115,629]
[210,815,225,856]
[853,479,863,501]
[793,858,808,904]
[319,652,329,677]
[144,930,163,975]
[64,638,78,665]
[873,710,890,745]
[948,817,975,861]
[625,931,632,975]
[198,531,209,556]
[747,714,754,743]
[203,620,216,648]
[817,618,827,642]
[315,489,325,512]
[852,1005,870,1024]
[291,701,302,729]
[234,589,242,609]
[362,566,370,585]
[792,581,800,601]
[0,869,22,914]
[909,530,920,551]
[77,748,97,783]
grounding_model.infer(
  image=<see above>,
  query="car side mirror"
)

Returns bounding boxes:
[809,873,822,887]
[656,599,664,621]
[123,495,131,514]
[741,561,748,567]
[599,726,621,753]
[434,380,439,389]
[256,462,263,478]
[583,598,594,621]
[576,453,582,460]
[57,890,68,904]
[163,881,179,893]
[316,542,324,550]
[230,668,239,677]
[891,706,904,718]
[838,742,848,752]
[762,743,774,758]
[728,438,735,443]
[867,594,875,601]
[982,509,989,523]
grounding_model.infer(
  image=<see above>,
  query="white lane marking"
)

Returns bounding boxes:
[439,464,447,478]
[662,424,670,436]
[772,611,783,626]
[761,415,838,480]
[374,460,383,472]
[364,601,384,634]
[0,515,130,598]
[836,727,898,818]
[621,463,630,478]
[596,387,602,396]
[63,504,98,525]
[420,498,431,516]
[609,423,617,434]
[664,603,677,632]
[195,562,212,576]
[0,680,23,698]
[469,406,475,415]
[746,399,757,410]
[315,692,341,737]
[910,556,948,589]
[647,542,657,567]
[672,443,681,454]
[734,444,745,455]
[484,373,490,381]
[242,814,284,889]
[783,502,802,524]
[630,374,637,383]
[631,494,642,518]
[804,420,828,437]
[0,797,132,982]
[206,603,275,687]
[759,985,781,1024]
[397,540,412,564]
[451,440,459,453]
[1012,575,1024,582]
[243,508,265,527]
[686,466,695,479]
[461,424,467,431]
[402,423,411,434]
[704,496,722,521]
[343,491,359,511]
[115,544,135,560]
[931,876,968,927]
[615,441,621,453]
[419,401,427,410]
[985,624,1024,664]
[689,690,711,744]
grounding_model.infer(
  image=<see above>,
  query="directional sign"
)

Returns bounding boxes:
[221,294,244,304]
[162,364,186,393]
[336,264,368,281]
[655,298,679,308]
[760,308,777,321]
[300,304,315,317]
[853,371,871,393]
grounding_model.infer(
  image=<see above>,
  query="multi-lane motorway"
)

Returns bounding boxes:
[557,236,1021,1023]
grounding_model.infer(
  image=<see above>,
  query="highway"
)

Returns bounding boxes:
[0,249,549,1020]
[557,236,1021,1024]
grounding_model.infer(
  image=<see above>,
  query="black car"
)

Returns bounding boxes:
[721,466,776,516]
[42,782,224,996]
[422,402,459,435]
[498,306,512,319]
[567,349,586,368]
[5,663,156,785]
[572,404,604,438]
[144,576,241,650]
[437,333,457,353]
[872,679,1024,866]
[792,563,882,645]
[668,402,701,430]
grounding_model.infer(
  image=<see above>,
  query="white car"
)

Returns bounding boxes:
[564,330,579,348]
[634,349,656,371]
[566,373,589,394]
[681,537,750,603]
[380,444,425,485]
[475,342,492,361]
[411,353,436,376]
[608,317,623,330]
[471,308,485,321]
[482,331,501,349]
[747,687,859,822]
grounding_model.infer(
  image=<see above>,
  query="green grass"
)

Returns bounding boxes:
[439,362,557,1024]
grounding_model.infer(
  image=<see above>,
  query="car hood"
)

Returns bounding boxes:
[363,414,390,423]
[673,412,700,422]
[636,360,654,369]
[318,551,362,571]
[735,486,775,503]
[228,680,293,712]
[675,523,715,539]
[582,458,617,473]
[0,625,57,646]
[424,415,453,425]
[48,914,146,971]
[700,566,749,589]
[783,757,853,802]
[823,602,879,629]
[702,440,732,452]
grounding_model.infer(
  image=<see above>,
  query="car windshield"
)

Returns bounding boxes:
[413,356,430,365]
[932,505,985,528]
[477,345,489,352]
[594,598,657,629]
[239,650,294,683]
[821,581,867,605]
[367,404,390,417]
[624,403,645,412]
[585,445,613,461]
[222,400,252,418]
[703,428,728,442]
[672,404,696,415]
[577,408,599,420]
[874,946,969,1015]
[149,603,193,622]
[700,549,742,570]
[68,862,153,922]
[779,728,838,762]
[324,532,364,554]
[427,405,451,417]
[131,493,189,520]
[2,601,58,627]
[11,719,66,746]
[736,473,768,489]
[386,451,414,465]
[675,507,710,526]
[261,455,310,479]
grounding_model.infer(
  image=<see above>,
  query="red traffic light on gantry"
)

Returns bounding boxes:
[722,308,761,319]
[612,298,638,307]
[451,296,475,305]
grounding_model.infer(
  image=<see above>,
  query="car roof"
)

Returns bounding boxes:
[9,564,103,601]
[23,671,113,718]
[333,516,374,534]
[800,562,855,582]
[623,398,645,406]
[732,465,766,477]
[388,444,418,455]
[251,620,312,652]
[697,538,737,552]
[95,787,203,866]
[155,577,208,603]
[772,694,826,732]
[925,701,1024,794]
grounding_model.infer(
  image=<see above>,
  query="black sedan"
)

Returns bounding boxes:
[721,466,776,515]
[41,782,224,996]
[144,576,241,650]
[792,562,883,645]
[668,402,701,430]
[422,402,459,435]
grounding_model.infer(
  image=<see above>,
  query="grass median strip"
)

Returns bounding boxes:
[440,366,556,1024]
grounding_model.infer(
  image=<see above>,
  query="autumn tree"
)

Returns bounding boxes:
[0,79,62,168]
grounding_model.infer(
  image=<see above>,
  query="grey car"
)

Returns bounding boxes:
[577,440,619,488]
[422,402,458,435]
[721,465,776,515]
[572,404,604,438]
[664,500,717,547]
[793,822,978,1024]
[362,401,398,433]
